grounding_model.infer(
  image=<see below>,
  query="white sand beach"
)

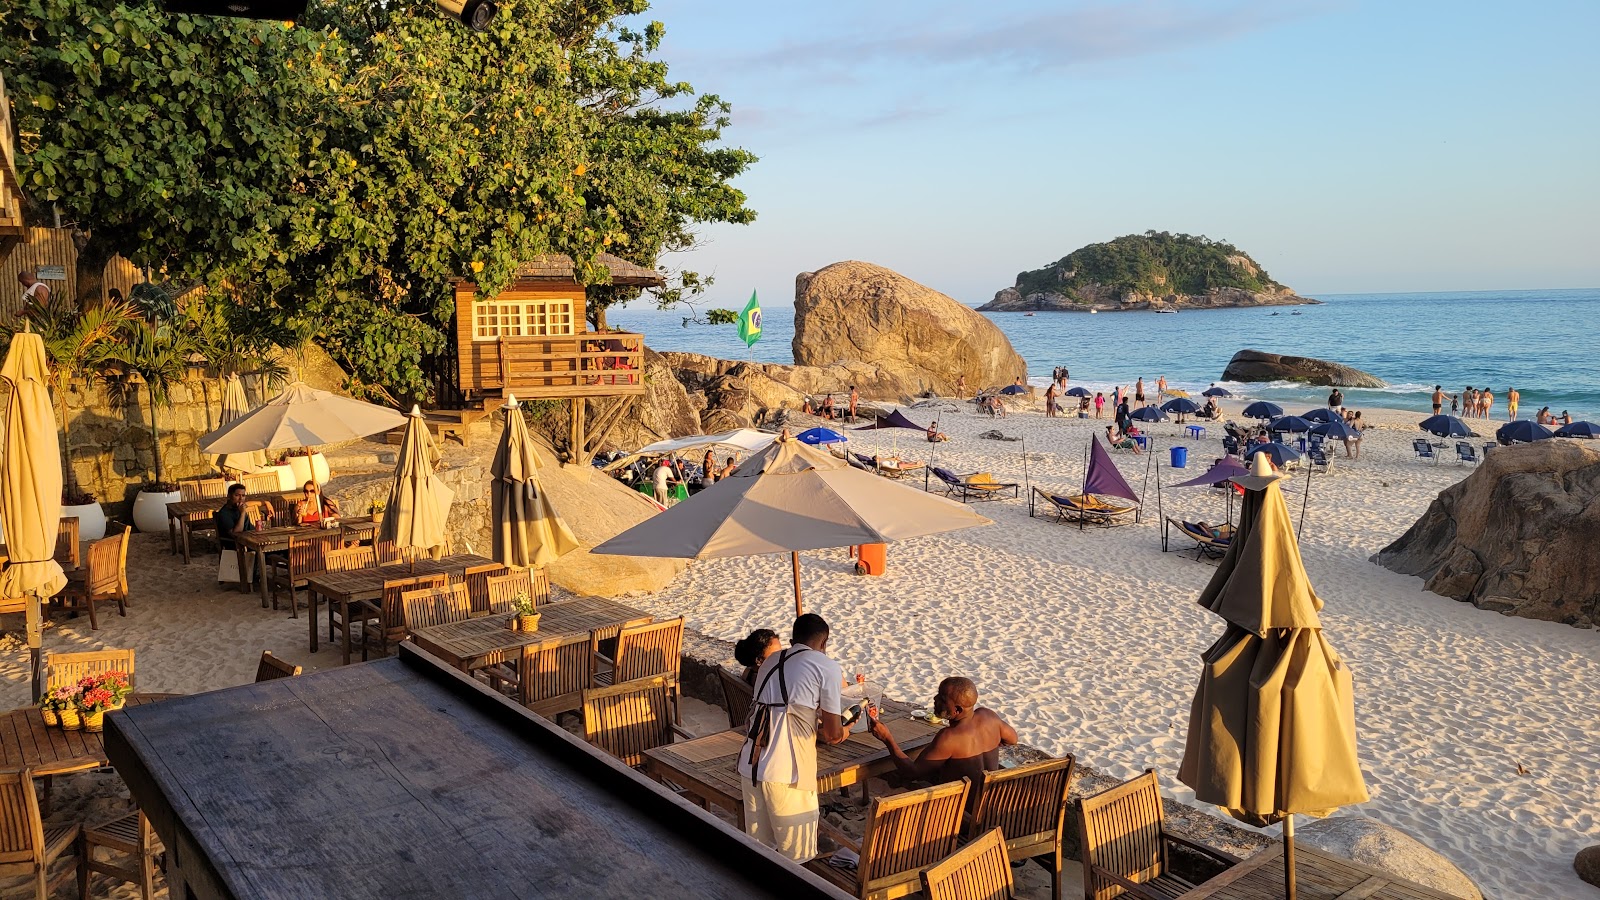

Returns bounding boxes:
[621,399,1600,900]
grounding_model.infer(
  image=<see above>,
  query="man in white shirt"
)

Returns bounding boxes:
[652,459,673,505]
[738,613,848,863]
[18,271,51,308]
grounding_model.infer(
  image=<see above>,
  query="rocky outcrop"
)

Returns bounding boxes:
[1373,440,1600,627]
[1576,846,1600,889]
[793,261,1026,395]
[606,349,701,451]
[1221,349,1386,388]
[659,352,920,432]
[982,284,1314,313]
[1298,818,1482,899]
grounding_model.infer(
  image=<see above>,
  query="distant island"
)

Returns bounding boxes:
[980,231,1318,313]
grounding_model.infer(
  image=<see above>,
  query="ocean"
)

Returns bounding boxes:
[610,288,1599,420]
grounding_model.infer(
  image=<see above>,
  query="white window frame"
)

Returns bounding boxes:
[472,297,577,340]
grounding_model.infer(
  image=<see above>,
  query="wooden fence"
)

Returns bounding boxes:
[0,226,147,320]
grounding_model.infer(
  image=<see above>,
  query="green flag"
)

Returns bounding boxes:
[738,290,762,348]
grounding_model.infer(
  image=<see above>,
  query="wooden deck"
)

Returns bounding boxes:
[1178,842,1460,899]
[459,332,646,400]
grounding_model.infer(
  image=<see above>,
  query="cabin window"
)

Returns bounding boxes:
[473,298,577,339]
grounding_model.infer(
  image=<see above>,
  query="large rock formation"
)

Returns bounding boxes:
[1298,818,1482,899]
[542,453,687,597]
[792,261,1026,395]
[1222,349,1386,388]
[1373,440,1600,626]
[606,349,702,451]
[659,352,921,432]
[983,284,1311,313]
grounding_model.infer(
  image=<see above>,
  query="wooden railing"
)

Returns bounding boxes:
[460,331,645,399]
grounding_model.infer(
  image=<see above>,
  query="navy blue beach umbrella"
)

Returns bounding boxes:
[1310,419,1359,440]
[1128,405,1168,422]
[1269,415,1315,434]
[1496,420,1553,444]
[1244,441,1303,467]
[1302,408,1342,424]
[999,384,1028,396]
[1065,386,1093,398]
[1554,421,1600,439]
[1419,415,1474,438]
[1161,397,1202,414]
[1202,386,1233,398]
[795,427,848,446]
[1242,401,1283,420]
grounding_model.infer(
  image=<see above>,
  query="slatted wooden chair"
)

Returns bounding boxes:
[518,632,593,719]
[174,476,229,556]
[580,677,693,770]
[485,570,533,614]
[321,546,377,661]
[718,666,754,729]
[255,650,301,681]
[1078,769,1238,900]
[0,766,82,900]
[808,778,971,900]
[922,827,1014,900]
[46,649,136,693]
[241,471,281,496]
[967,755,1076,900]
[323,545,375,572]
[400,583,471,632]
[593,616,685,722]
[268,531,341,617]
[53,516,79,571]
[359,574,449,657]
[53,528,130,629]
[82,808,159,899]
[461,562,508,616]
[373,540,406,565]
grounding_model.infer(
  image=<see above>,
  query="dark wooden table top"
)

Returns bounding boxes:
[1178,842,1458,899]
[104,647,851,900]
[302,553,498,603]
[0,693,179,775]
[237,517,379,552]
[409,598,651,671]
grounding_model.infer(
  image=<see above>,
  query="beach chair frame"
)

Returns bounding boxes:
[932,467,1019,502]
[1162,518,1231,562]
[1029,487,1137,527]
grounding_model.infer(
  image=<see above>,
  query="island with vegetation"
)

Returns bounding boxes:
[980,231,1317,312]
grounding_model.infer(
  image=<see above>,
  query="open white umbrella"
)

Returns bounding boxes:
[378,406,454,562]
[198,381,405,455]
[214,373,265,475]
[490,396,578,568]
[1,331,68,700]
[592,435,991,615]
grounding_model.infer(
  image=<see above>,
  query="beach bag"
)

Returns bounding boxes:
[743,647,806,770]
[217,548,242,584]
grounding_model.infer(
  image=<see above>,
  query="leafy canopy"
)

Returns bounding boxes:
[1014,231,1285,302]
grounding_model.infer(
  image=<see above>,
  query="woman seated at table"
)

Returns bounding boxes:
[734,628,781,687]
[296,480,339,525]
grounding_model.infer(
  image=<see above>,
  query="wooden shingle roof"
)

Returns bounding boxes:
[510,253,665,287]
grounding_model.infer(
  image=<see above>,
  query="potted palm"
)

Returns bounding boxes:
[108,318,198,532]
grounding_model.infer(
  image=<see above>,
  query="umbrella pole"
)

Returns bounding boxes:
[1298,461,1313,540]
[791,551,803,618]
[1284,814,1298,900]
[27,598,41,703]
[1079,440,1089,532]
[925,441,935,492]
[1021,438,1031,498]
[1137,433,1155,524]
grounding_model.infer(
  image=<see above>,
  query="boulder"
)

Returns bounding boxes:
[1373,440,1600,626]
[1575,845,1600,889]
[792,261,1026,394]
[1297,818,1482,899]
[1221,349,1386,388]
[655,351,922,432]
[607,348,702,450]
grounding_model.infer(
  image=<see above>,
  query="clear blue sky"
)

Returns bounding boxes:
[632,0,1600,307]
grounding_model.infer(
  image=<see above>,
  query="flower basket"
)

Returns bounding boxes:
[58,706,82,731]
[509,613,541,633]
[83,709,106,733]
[40,706,59,727]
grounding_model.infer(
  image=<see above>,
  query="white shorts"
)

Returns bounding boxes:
[741,775,819,863]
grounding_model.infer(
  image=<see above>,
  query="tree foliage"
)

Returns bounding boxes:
[1014,231,1284,302]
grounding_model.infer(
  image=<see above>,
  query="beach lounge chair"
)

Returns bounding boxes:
[921,828,1013,900]
[1078,769,1238,900]
[1163,518,1232,561]
[1307,446,1333,474]
[1412,439,1437,462]
[581,677,694,770]
[1456,442,1479,465]
[966,756,1075,900]
[1029,488,1137,527]
[808,778,970,900]
[932,467,1019,502]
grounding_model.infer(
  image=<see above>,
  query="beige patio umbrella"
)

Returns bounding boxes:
[1178,454,1368,899]
[214,373,265,475]
[378,406,454,563]
[490,395,578,568]
[198,380,405,455]
[591,435,991,616]
[0,331,68,700]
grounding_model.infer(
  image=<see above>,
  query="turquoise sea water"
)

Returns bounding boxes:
[610,289,1599,420]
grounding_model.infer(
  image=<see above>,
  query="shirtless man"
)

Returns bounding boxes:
[868,677,1017,803]
[1431,386,1445,416]
[1135,377,1146,403]
[1157,375,1167,401]
[1506,387,1519,421]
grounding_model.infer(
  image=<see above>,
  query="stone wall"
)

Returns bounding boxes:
[324,453,493,557]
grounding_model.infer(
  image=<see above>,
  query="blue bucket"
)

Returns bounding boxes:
[1170,446,1189,469]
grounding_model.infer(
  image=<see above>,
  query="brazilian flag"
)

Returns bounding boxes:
[738,290,762,348]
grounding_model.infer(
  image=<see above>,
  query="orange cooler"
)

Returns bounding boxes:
[854,543,886,576]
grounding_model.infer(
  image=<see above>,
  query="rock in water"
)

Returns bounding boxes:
[793,261,1026,394]
[1373,440,1600,627]
[1576,846,1600,889]
[1297,818,1482,899]
[1221,349,1386,388]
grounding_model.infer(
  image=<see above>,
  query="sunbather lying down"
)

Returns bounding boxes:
[1193,521,1231,539]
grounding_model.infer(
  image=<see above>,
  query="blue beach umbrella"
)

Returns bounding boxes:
[1065,386,1093,398]
[1161,397,1201,414]
[1554,421,1600,439]
[795,427,848,446]
[1419,415,1474,438]
[1244,441,1303,467]
[1302,408,1342,424]
[1310,420,1359,440]
[1128,405,1168,422]
[1202,386,1234,398]
[1269,415,1315,434]
[1242,401,1283,420]
[999,384,1028,396]
[1496,420,1553,444]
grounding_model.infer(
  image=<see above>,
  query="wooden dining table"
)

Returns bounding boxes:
[234,517,379,606]
[0,693,179,776]
[302,553,498,659]
[642,701,943,827]
[408,597,652,674]
[1178,842,1460,899]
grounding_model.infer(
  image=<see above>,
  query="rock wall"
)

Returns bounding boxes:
[658,351,917,433]
[1222,349,1387,388]
[1373,440,1600,627]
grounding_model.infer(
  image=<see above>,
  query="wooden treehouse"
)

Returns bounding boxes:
[446,253,663,466]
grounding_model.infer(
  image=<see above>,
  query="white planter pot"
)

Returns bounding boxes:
[61,502,107,541]
[286,453,330,489]
[133,490,182,534]
[267,464,297,493]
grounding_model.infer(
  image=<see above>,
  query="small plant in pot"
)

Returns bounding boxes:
[73,681,117,733]
[63,486,95,506]
[506,591,540,632]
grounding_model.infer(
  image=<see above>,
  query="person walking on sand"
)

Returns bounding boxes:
[1157,375,1167,401]
[1432,386,1445,416]
[1481,387,1494,419]
[1044,381,1058,418]
[1328,387,1344,409]
[1094,391,1105,419]
[955,374,966,398]
[1463,386,1476,419]
[1507,387,1519,420]
[847,385,858,423]
[1135,377,1146,403]
[868,677,1017,808]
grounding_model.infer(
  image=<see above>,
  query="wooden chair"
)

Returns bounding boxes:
[359,574,448,657]
[808,778,971,900]
[518,632,592,719]
[922,827,1014,900]
[52,528,130,629]
[461,562,508,616]
[255,650,301,681]
[323,545,375,572]
[718,666,754,730]
[268,532,341,617]
[967,756,1076,900]
[240,471,280,496]
[400,583,471,632]
[1077,769,1238,900]
[174,476,229,556]
[320,546,376,663]
[373,540,406,565]
[45,649,136,693]
[593,616,685,722]
[82,809,159,899]
[581,677,693,769]
[53,516,80,571]
[0,767,82,900]
[485,569,553,615]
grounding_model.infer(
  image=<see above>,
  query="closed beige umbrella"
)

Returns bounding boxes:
[214,373,265,475]
[490,396,578,568]
[198,381,405,455]
[1179,455,1368,899]
[1,331,68,700]
[378,406,454,561]
[592,435,991,615]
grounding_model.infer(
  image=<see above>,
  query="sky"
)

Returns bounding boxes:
[627,0,1600,306]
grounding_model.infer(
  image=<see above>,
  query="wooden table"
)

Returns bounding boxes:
[409,597,651,674]
[166,498,223,565]
[234,517,379,606]
[104,647,852,900]
[0,693,179,776]
[1179,842,1459,899]
[642,702,943,826]
[303,553,497,658]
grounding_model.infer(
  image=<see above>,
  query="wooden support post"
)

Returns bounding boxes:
[568,398,586,466]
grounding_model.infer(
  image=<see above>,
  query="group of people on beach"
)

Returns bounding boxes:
[1435,385,1514,420]
[800,386,860,423]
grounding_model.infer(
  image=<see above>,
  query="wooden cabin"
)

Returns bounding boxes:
[0,73,28,265]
